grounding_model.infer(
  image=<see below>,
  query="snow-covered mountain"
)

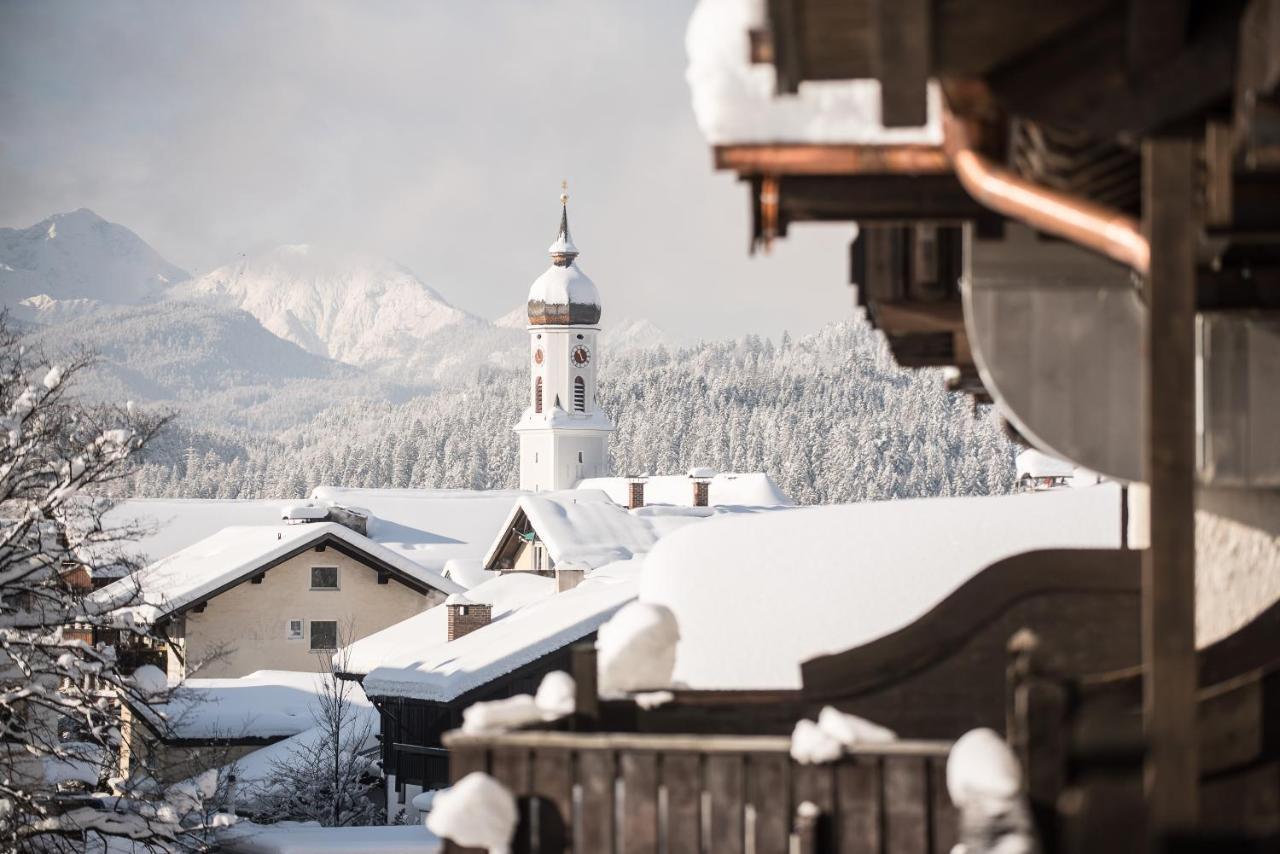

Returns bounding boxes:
[170,245,476,370]
[0,209,189,305]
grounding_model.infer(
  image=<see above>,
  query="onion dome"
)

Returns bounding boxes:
[528,187,601,325]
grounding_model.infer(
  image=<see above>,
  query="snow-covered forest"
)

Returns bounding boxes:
[127,320,1017,504]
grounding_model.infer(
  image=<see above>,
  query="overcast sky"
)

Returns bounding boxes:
[0,1,854,340]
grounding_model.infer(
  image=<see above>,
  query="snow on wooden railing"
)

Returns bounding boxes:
[441,731,957,854]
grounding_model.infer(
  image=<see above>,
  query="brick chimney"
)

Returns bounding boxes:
[627,477,646,509]
[691,479,710,507]
[446,594,492,641]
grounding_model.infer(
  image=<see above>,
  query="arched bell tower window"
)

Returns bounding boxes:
[573,376,585,412]
[535,377,543,413]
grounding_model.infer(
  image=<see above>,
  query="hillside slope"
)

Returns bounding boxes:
[0,209,189,305]
[170,244,476,370]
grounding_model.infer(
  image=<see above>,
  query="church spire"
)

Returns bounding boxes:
[549,180,579,266]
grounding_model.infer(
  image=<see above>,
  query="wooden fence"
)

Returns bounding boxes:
[443,730,957,854]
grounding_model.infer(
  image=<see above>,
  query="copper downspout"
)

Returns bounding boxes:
[941,107,1151,275]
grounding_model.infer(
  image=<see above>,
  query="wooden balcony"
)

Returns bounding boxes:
[443,730,957,854]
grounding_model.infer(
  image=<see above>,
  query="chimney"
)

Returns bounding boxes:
[688,468,716,507]
[627,477,646,509]
[556,562,587,593]
[446,594,492,642]
[324,505,369,536]
[282,503,369,536]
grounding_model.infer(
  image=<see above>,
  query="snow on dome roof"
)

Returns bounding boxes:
[527,264,601,323]
[528,197,601,326]
[685,0,943,146]
[639,485,1123,690]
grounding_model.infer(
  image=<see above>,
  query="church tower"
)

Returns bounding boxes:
[514,187,614,491]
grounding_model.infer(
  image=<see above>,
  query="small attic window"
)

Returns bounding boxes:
[311,566,338,590]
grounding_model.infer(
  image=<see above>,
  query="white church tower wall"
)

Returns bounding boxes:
[514,188,614,491]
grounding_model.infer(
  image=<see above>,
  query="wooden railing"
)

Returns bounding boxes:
[443,730,957,854]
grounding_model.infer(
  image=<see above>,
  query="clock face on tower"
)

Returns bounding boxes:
[571,345,591,366]
[533,348,544,366]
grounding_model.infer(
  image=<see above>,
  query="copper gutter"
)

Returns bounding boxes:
[714,143,951,176]
[941,107,1150,275]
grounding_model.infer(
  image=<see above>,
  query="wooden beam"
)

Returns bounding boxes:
[1141,137,1200,832]
[766,0,804,94]
[871,301,966,335]
[715,144,950,176]
[872,0,930,127]
[1128,0,1188,72]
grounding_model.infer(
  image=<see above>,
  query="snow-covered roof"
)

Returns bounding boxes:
[88,489,523,582]
[135,670,359,741]
[577,471,794,507]
[218,822,440,854]
[216,705,380,798]
[685,0,943,145]
[361,560,641,701]
[528,263,600,311]
[341,573,556,677]
[1015,448,1075,480]
[639,484,1124,690]
[308,486,524,576]
[482,490,664,571]
[86,499,299,575]
[90,522,462,625]
[441,558,496,588]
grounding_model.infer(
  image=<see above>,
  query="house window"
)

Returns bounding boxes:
[286,619,304,640]
[535,377,543,413]
[573,376,585,412]
[578,451,583,463]
[310,620,338,651]
[310,566,338,590]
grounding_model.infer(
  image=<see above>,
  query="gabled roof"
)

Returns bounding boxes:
[361,560,641,702]
[482,490,663,571]
[86,488,524,581]
[341,572,557,678]
[90,522,463,626]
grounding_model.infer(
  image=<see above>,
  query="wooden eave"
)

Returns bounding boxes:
[161,530,444,623]
[714,143,950,177]
[800,548,1140,700]
[483,507,533,572]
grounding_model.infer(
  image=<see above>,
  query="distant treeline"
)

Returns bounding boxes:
[126,320,1017,505]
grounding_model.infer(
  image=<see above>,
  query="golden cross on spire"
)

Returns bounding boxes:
[560,179,569,206]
